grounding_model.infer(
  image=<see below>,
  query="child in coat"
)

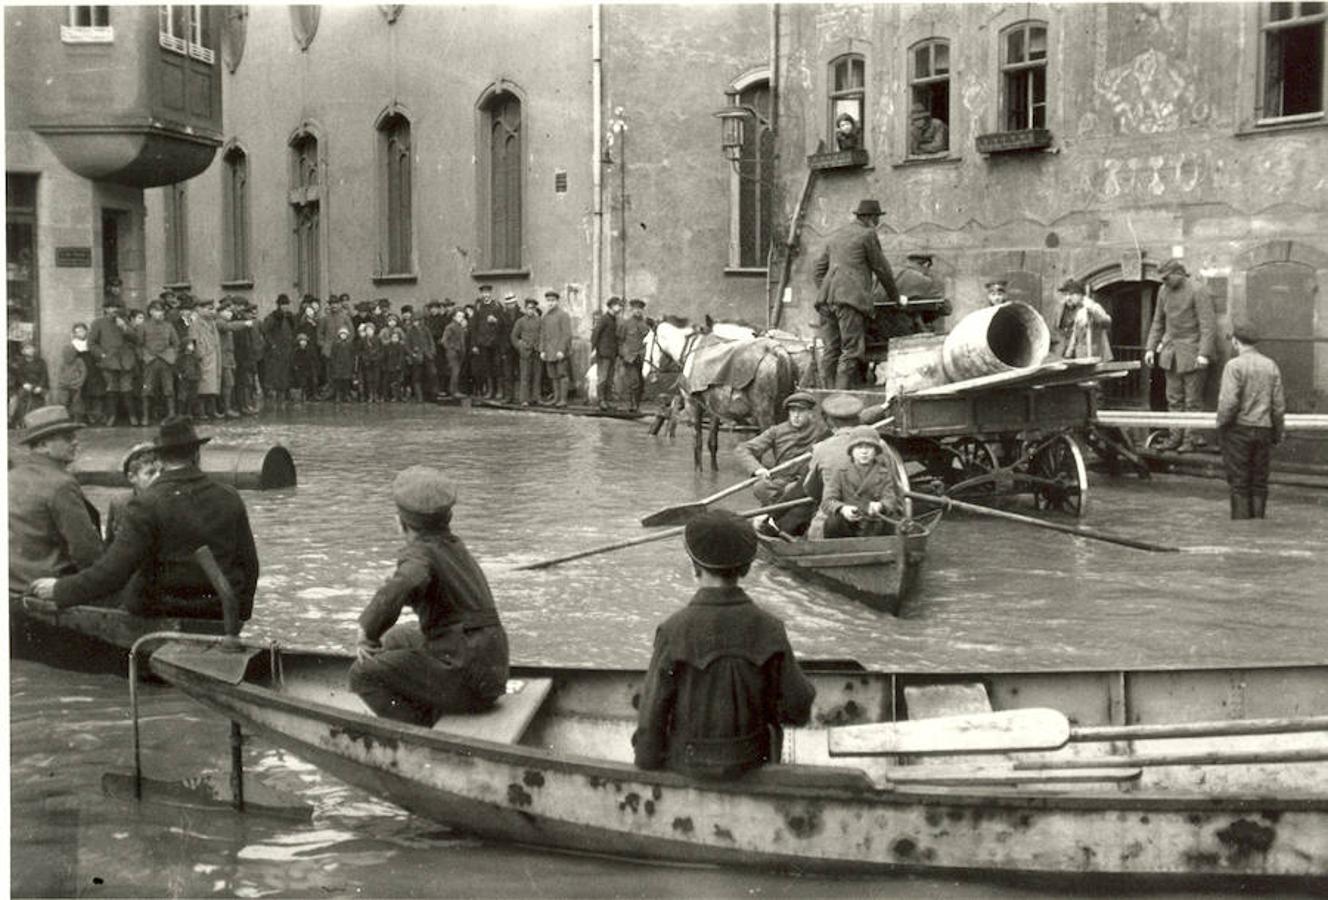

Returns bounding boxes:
[441,310,468,398]
[355,322,383,402]
[291,332,320,402]
[820,426,905,539]
[9,341,49,426]
[176,338,203,416]
[328,326,356,403]
[381,330,407,401]
[54,323,90,423]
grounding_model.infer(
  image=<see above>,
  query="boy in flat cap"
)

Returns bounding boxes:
[1216,322,1286,520]
[539,290,573,407]
[616,299,652,412]
[1145,259,1216,452]
[349,466,510,726]
[733,391,829,537]
[633,509,815,780]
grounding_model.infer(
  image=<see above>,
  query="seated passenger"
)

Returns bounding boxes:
[349,466,510,727]
[632,510,815,779]
[821,426,905,539]
[104,442,160,545]
[733,391,829,538]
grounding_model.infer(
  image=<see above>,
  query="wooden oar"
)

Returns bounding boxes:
[517,497,813,571]
[829,709,1328,757]
[903,490,1179,553]
[640,415,897,527]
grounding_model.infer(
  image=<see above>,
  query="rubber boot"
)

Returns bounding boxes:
[1250,493,1267,519]
[1230,493,1252,520]
[141,398,152,426]
[126,395,140,426]
[101,395,118,427]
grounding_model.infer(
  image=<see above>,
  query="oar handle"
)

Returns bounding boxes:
[193,546,243,643]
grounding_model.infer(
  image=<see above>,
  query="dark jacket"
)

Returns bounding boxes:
[591,312,620,358]
[1146,278,1216,374]
[88,313,137,371]
[511,315,542,355]
[633,586,815,779]
[327,337,356,379]
[137,318,180,365]
[470,298,503,348]
[822,457,904,520]
[177,349,202,384]
[383,340,406,373]
[442,322,467,355]
[404,322,435,363]
[358,531,509,702]
[734,419,830,483]
[8,454,104,598]
[291,344,319,384]
[262,309,297,392]
[355,336,383,375]
[51,464,260,617]
[813,220,900,314]
[617,316,652,364]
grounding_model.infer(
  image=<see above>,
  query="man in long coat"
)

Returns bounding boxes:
[1144,259,1216,452]
[813,199,901,389]
[188,298,222,420]
[263,294,297,403]
[590,297,622,410]
[539,290,574,407]
[469,285,502,398]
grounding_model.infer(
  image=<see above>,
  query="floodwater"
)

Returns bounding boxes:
[9,404,1328,897]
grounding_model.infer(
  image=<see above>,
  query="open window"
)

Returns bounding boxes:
[1259,2,1326,123]
[909,39,951,156]
[1002,21,1047,131]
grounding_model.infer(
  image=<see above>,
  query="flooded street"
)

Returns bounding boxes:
[11,404,1328,897]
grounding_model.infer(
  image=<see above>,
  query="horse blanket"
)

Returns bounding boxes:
[682,336,787,394]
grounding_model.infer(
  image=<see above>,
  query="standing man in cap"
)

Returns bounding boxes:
[9,406,104,602]
[1145,260,1216,452]
[262,294,297,406]
[539,290,573,407]
[813,199,901,389]
[87,298,140,426]
[497,292,522,402]
[189,298,224,420]
[616,298,651,412]
[590,296,623,410]
[633,509,815,780]
[511,298,544,405]
[984,279,1011,306]
[348,466,510,726]
[733,391,830,537]
[31,416,260,622]
[136,299,180,423]
[1051,279,1113,362]
[470,284,502,398]
[1216,322,1286,520]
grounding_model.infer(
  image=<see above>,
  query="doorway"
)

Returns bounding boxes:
[101,209,126,303]
[1091,279,1165,409]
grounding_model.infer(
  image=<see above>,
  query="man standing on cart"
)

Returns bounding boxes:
[1144,259,1215,453]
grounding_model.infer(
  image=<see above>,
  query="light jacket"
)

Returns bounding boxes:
[8,453,104,598]
[1146,279,1215,373]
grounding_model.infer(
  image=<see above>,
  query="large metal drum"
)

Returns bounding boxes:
[941,302,1050,382]
[71,443,296,490]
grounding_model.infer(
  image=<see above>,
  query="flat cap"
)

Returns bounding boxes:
[392,465,457,515]
[1159,259,1187,276]
[783,390,817,410]
[1231,320,1261,344]
[984,279,1009,290]
[685,509,758,570]
[121,441,157,476]
[906,253,933,264]
[544,290,561,300]
[1058,278,1085,295]
[820,393,865,421]
[628,298,647,308]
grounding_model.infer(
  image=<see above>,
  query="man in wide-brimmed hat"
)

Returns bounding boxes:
[9,406,105,600]
[812,199,901,389]
[31,416,260,623]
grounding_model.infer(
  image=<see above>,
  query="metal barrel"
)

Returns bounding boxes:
[941,302,1050,382]
[71,443,296,490]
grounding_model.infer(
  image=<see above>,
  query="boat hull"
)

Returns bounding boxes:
[11,600,226,671]
[147,646,1328,884]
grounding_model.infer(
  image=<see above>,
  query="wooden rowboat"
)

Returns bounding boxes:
[756,509,941,615]
[145,639,1328,885]
[12,598,226,671]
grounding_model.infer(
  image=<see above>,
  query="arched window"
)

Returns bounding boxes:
[289,130,321,299]
[909,39,950,155]
[378,112,413,276]
[481,90,523,270]
[1001,21,1048,131]
[725,76,773,270]
[828,54,865,150]
[221,145,250,284]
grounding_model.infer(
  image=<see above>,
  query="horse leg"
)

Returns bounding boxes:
[708,406,721,470]
[693,398,705,469]
[666,393,681,438]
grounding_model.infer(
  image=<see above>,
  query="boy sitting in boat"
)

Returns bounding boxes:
[632,510,815,779]
[349,466,510,726]
[104,442,160,544]
[821,426,905,539]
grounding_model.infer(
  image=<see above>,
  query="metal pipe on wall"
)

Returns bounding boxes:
[591,5,603,311]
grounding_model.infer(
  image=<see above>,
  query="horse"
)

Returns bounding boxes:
[643,318,798,469]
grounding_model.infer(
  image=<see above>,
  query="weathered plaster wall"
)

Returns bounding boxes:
[601,4,771,325]
[777,3,1327,408]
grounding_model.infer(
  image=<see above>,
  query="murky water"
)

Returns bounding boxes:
[10,405,1328,896]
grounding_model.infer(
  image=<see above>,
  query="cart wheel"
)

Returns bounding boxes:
[1030,434,1088,517]
[947,437,999,497]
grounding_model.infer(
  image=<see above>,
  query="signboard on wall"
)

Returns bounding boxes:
[55,246,92,267]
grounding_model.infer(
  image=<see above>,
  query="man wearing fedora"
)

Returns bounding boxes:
[32,417,260,621]
[1145,259,1216,452]
[1216,322,1286,520]
[9,406,105,602]
[813,199,901,389]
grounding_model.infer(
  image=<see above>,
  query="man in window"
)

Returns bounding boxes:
[909,103,948,155]
[812,200,901,389]
[1144,260,1216,453]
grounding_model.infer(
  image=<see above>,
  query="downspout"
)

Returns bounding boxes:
[767,2,781,327]
[591,4,604,311]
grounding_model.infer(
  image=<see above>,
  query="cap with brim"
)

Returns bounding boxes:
[393,466,456,529]
[783,390,817,410]
[544,290,561,300]
[820,393,865,421]
[1232,321,1260,344]
[1058,278,1085,295]
[906,253,933,263]
[684,509,758,569]
[19,405,83,445]
[628,298,647,308]
[854,199,883,217]
[502,292,518,302]
[607,296,624,309]
[524,298,540,308]
[121,441,157,476]
[845,425,886,455]
[177,296,196,310]
[1159,259,1187,276]
[985,280,1009,290]
[149,416,212,452]
[478,284,493,291]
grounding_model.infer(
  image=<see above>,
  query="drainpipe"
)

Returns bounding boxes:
[767,2,780,327]
[591,5,604,311]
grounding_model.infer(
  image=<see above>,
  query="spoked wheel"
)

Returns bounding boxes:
[1028,433,1089,517]
[945,436,999,499]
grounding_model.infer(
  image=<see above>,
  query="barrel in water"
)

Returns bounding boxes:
[941,302,1050,382]
[72,444,296,490]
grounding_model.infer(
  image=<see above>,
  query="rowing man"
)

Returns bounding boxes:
[733,391,829,537]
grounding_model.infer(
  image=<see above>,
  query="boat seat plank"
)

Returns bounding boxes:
[432,677,552,744]
[888,765,1143,786]
[905,683,994,719]
[785,550,900,568]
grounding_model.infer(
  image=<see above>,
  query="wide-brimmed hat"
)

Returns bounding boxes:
[846,425,886,456]
[149,416,212,452]
[628,298,647,309]
[502,292,518,303]
[19,405,83,446]
[854,199,884,217]
[544,290,561,300]
[684,509,758,569]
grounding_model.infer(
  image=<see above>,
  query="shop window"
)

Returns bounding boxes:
[221,146,250,284]
[62,6,112,42]
[158,5,213,64]
[6,174,39,352]
[164,182,190,288]
[1001,21,1047,131]
[378,113,414,276]
[909,39,951,155]
[1259,2,1326,121]
[481,90,523,271]
[727,79,773,270]
[828,54,866,151]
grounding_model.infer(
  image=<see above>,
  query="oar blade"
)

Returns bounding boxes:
[828,708,1071,756]
[102,771,313,822]
[640,503,705,527]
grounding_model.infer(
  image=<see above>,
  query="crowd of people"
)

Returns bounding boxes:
[8,285,659,429]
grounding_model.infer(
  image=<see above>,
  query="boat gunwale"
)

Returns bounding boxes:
[150,650,1328,814]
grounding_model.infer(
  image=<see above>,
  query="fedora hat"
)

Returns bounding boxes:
[19,405,83,446]
[854,199,884,217]
[149,416,212,452]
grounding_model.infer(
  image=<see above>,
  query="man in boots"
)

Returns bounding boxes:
[539,290,573,407]
[1216,322,1286,520]
[590,296,622,410]
[617,298,651,412]
[1145,259,1215,452]
[88,299,139,425]
[136,300,179,423]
